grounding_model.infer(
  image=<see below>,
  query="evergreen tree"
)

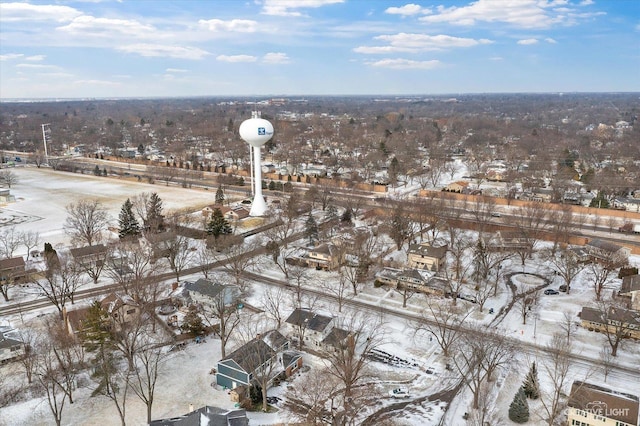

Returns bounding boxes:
[146,192,164,233]
[325,204,338,222]
[215,185,225,205]
[181,306,205,336]
[80,301,112,352]
[341,207,353,224]
[304,212,319,245]
[508,387,530,423]
[522,361,540,399]
[206,208,233,238]
[118,198,141,239]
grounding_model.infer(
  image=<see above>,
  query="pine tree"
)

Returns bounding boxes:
[118,198,141,239]
[508,387,530,423]
[146,192,164,233]
[80,300,112,352]
[304,212,319,245]
[215,185,225,205]
[522,361,540,399]
[206,208,233,238]
[341,207,353,224]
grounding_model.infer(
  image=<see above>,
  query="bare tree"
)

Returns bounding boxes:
[386,201,413,250]
[599,344,615,382]
[412,299,470,357]
[451,327,515,409]
[538,333,572,425]
[516,285,539,325]
[201,281,242,359]
[64,199,110,246]
[90,348,131,426]
[587,255,627,301]
[284,367,339,425]
[130,345,166,424]
[323,311,387,414]
[17,329,39,385]
[45,318,86,404]
[544,247,581,294]
[110,311,147,371]
[21,230,40,260]
[34,255,83,317]
[322,272,351,312]
[595,298,636,356]
[36,341,68,426]
[149,229,194,282]
[260,285,288,328]
[0,226,21,258]
[106,241,158,303]
[558,310,578,345]
[0,169,19,188]
[215,239,262,293]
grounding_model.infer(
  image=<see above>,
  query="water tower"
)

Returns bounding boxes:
[239,111,273,216]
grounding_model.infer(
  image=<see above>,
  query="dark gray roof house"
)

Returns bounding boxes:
[285,308,333,333]
[183,279,239,308]
[149,406,248,426]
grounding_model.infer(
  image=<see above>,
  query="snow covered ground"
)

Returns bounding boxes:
[1,166,640,426]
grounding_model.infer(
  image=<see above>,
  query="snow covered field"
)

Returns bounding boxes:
[1,166,640,425]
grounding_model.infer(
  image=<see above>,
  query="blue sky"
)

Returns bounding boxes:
[1,0,638,99]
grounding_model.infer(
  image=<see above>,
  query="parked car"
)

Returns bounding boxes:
[458,293,477,303]
[389,388,410,398]
[544,289,559,295]
[559,285,568,292]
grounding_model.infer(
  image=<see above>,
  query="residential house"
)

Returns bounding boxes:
[216,330,297,390]
[183,279,240,310]
[304,242,341,270]
[619,275,640,311]
[612,196,640,213]
[585,239,630,265]
[150,406,249,426]
[579,306,640,339]
[69,244,108,268]
[0,332,24,363]
[443,181,469,193]
[483,231,531,252]
[202,204,249,222]
[567,381,639,426]
[285,308,334,349]
[100,292,140,329]
[407,242,447,271]
[0,256,26,283]
[0,189,15,203]
[320,327,352,354]
[375,267,448,296]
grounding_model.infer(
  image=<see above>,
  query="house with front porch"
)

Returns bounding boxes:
[407,242,447,272]
[215,330,300,390]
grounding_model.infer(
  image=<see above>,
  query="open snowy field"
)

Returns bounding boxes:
[1,166,222,252]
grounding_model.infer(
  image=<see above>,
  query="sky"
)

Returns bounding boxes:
[0,0,639,99]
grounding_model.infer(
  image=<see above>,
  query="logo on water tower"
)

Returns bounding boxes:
[258,127,266,135]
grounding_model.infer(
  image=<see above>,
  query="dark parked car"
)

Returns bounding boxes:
[544,289,559,295]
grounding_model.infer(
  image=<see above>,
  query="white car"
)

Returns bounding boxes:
[388,388,410,398]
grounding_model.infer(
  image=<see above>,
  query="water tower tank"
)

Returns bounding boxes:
[239,117,274,147]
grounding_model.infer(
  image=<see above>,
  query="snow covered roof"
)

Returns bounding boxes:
[569,381,639,425]
[149,406,248,426]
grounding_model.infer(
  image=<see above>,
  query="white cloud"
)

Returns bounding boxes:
[37,72,75,78]
[367,58,441,69]
[216,55,257,63]
[26,55,46,61]
[419,0,592,29]
[580,0,594,5]
[16,63,61,70]
[545,37,557,43]
[57,16,157,38]
[355,33,493,54]
[261,0,344,17]
[263,52,290,64]
[166,68,188,73]
[517,38,539,45]
[198,19,259,33]
[0,2,82,22]
[385,4,430,16]
[74,79,121,87]
[0,53,24,61]
[117,44,210,60]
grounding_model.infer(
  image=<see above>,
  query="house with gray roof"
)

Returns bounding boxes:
[215,330,296,390]
[285,308,334,349]
[183,278,240,311]
[0,332,24,363]
[150,406,248,426]
[620,274,640,311]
